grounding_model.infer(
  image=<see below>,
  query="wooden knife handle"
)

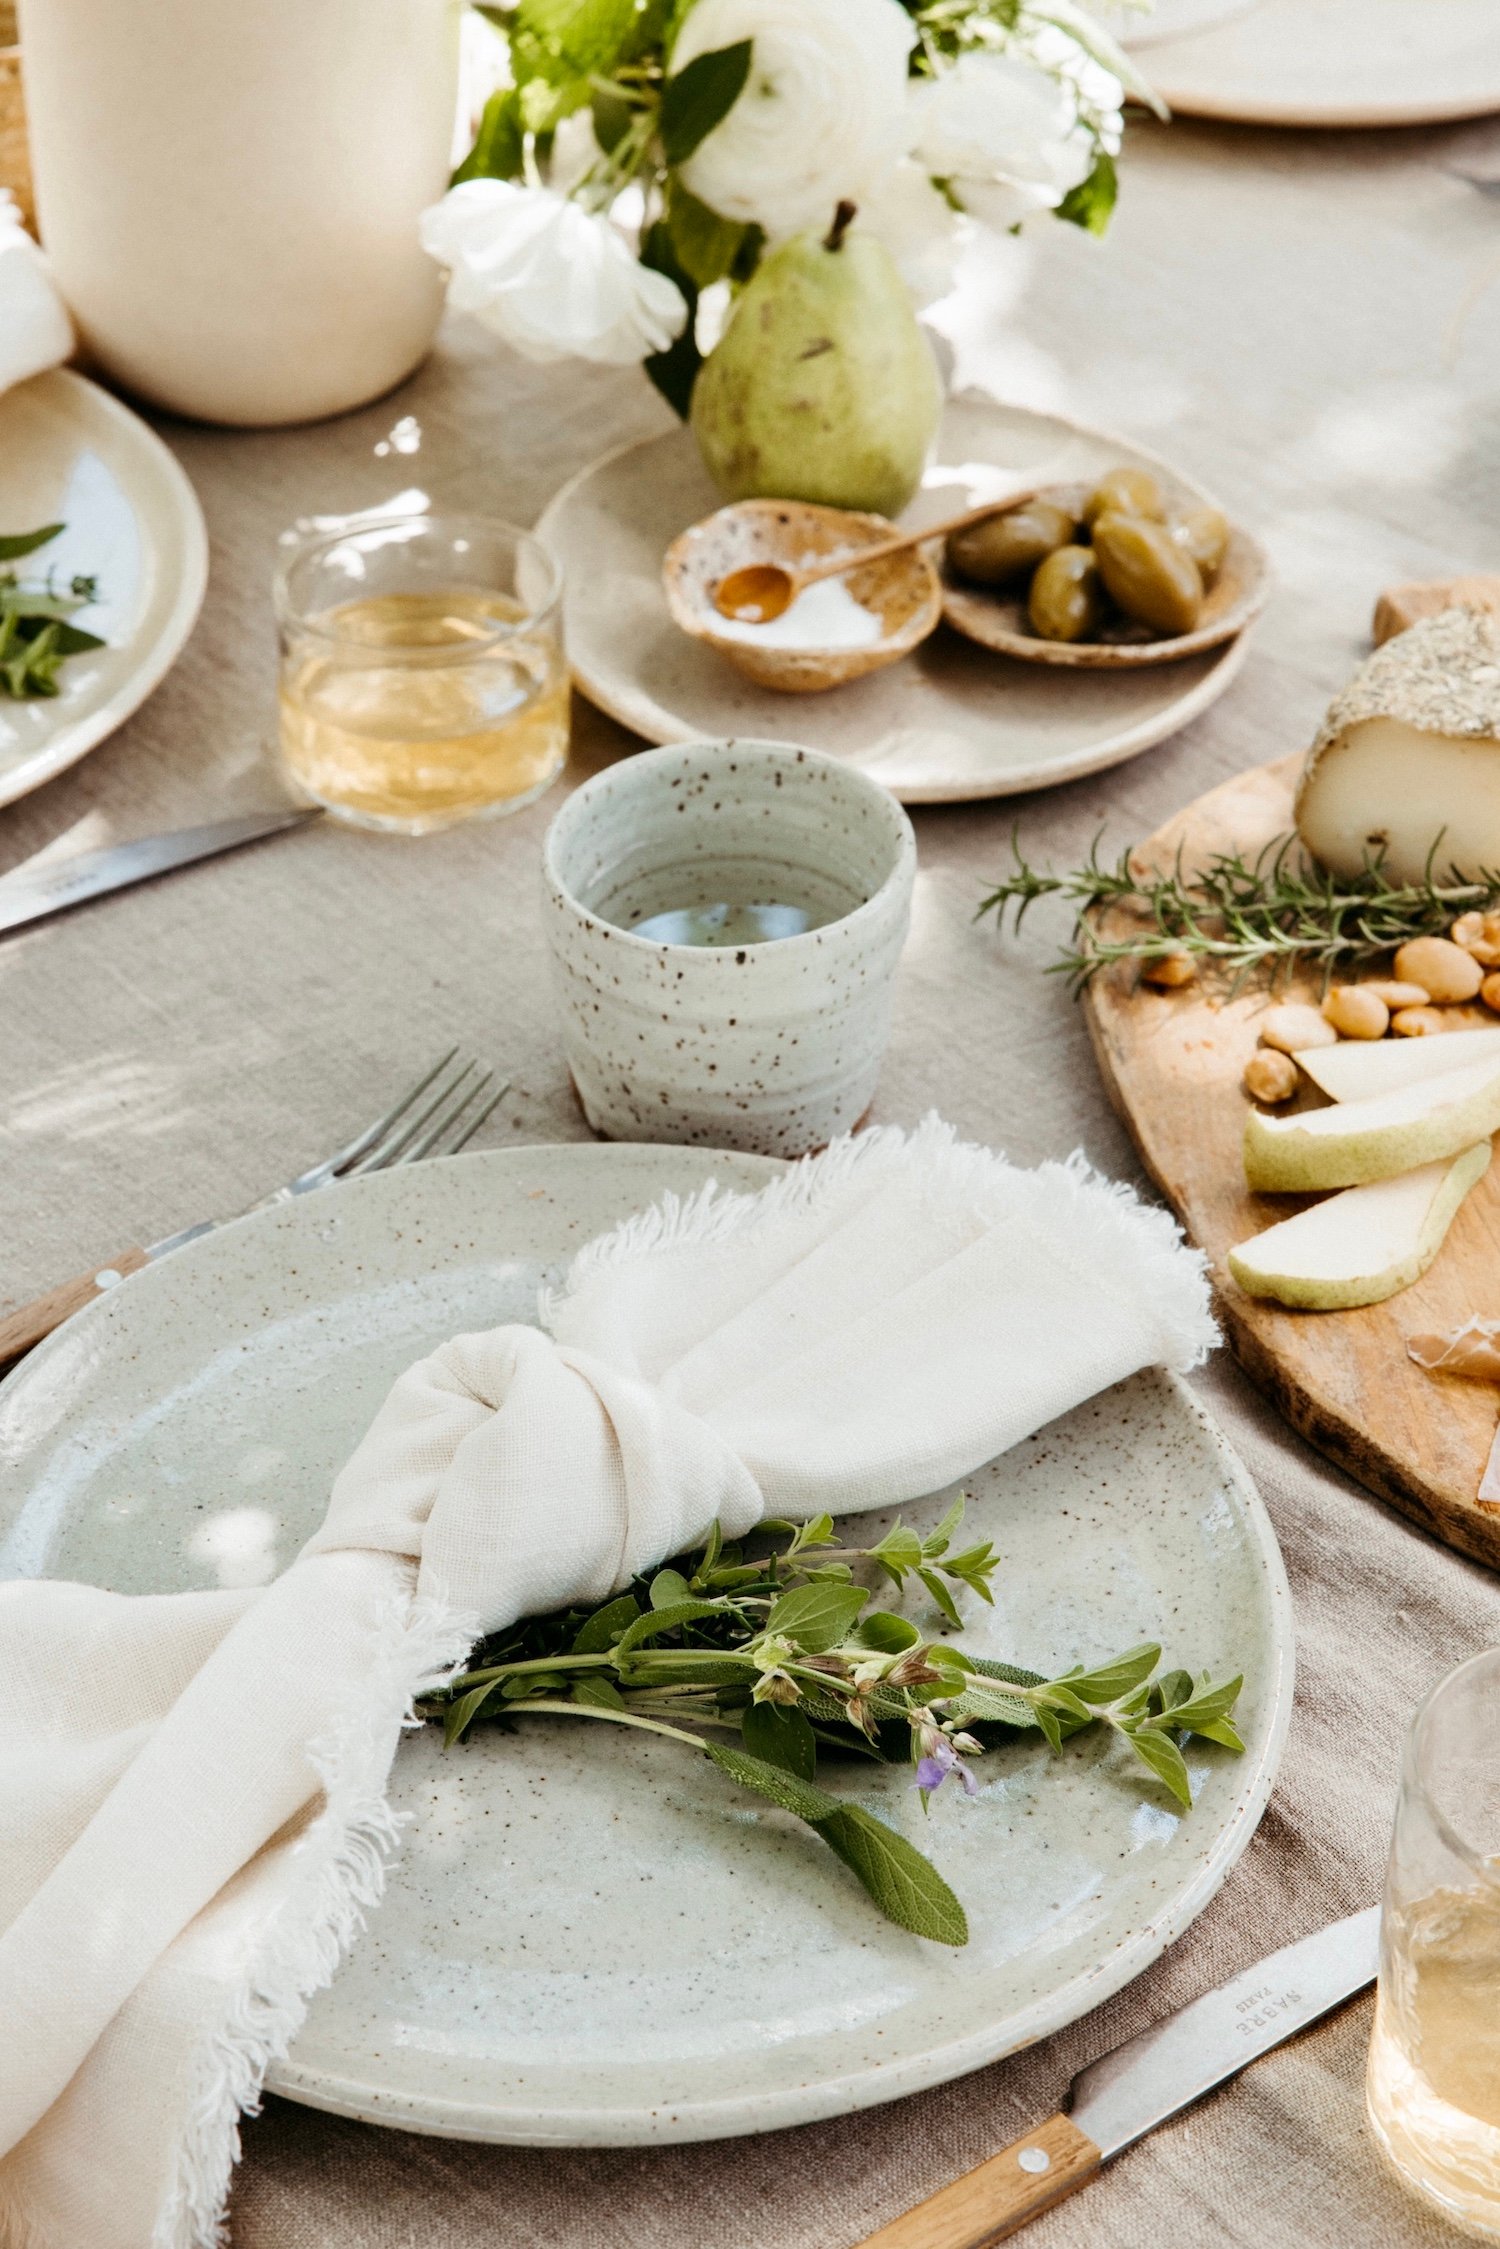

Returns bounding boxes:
[0,1246,150,1362]
[852,2114,1102,2249]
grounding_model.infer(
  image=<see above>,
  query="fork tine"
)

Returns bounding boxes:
[349,1058,477,1177]
[317,1048,461,1181]
[446,1079,511,1155]
[400,1070,496,1163]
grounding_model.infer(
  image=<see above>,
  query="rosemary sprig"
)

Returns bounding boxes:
[978,829,1500,995]
[423,1503,1245,1946]
[0,524,104,699]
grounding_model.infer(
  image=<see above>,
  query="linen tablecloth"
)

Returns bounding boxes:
[6,109,1500,2248]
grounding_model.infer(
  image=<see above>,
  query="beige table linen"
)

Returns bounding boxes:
[5,109,1500,2249]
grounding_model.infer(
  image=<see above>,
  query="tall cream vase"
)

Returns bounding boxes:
[17,0,461,426]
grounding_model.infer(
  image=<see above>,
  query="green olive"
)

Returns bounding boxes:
[1028,544,1106,643]
[1092,511,1203,635]
[1081,466,1166,527]
[1169,503,1230,582]
[946,500,1076,588]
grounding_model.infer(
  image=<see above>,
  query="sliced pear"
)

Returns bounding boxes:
[1244,1057,1500,1192]
[1229,1143,1491,1309]
[1296,1025,1500,1104]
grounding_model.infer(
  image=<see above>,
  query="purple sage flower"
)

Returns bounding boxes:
[912,1733,979,1799]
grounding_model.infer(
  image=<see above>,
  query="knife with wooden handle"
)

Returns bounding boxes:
[852,1907,1380,2248]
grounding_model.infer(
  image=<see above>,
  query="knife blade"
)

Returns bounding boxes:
[854,1906,1381,2248]
[0,808,321,936]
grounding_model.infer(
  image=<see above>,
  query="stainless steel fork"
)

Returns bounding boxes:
[0,1051,511,1363]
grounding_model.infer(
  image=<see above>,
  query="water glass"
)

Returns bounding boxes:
[1368,1649,1500,2237]
[274,512,567,834]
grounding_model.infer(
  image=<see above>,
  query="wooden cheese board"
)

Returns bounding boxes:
[1082,752,1500,1568]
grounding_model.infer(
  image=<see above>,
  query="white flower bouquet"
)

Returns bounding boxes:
[423,0,1158,514]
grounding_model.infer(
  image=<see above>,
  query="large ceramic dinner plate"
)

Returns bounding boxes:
[0,1143,1292,2144]
[538,395,1253,806]
[0,368,207,808]
[1141,0,1500,127]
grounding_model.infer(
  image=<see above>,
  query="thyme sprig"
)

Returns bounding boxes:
[978,830,1500,995]
[423,1503,1246,1946]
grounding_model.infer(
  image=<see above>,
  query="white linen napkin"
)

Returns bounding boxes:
[0,1120,1216,2249]
[0,191,72,395]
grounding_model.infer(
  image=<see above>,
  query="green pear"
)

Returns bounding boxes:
[690,203,941,519]
[1243,1056,1500,1192]
[1229,1143,1491,1310]
[1296,1024,1500,1105]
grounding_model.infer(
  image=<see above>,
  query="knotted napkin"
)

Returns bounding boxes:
[0,1120,1215,2249]
[0,192,72,396]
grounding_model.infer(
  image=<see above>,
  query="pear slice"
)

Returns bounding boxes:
[1229,1143,1491,1309]
[1296,1025,1500,1104]
[1244,1056,1500,1191]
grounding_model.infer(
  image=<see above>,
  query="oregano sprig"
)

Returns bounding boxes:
[423,1504,1247,1947]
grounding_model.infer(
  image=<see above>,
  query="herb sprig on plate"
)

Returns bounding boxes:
[1,524,105,698]
[425,1503,1246,1946]
[979,830,1500,995]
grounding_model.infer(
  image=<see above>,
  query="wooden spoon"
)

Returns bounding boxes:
[712,490,1041,625]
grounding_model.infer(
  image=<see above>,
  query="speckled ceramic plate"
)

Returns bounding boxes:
[1139,0,1500,126]
[0,1144,1292,2145]
[0,368,208,807]
[536,394,1254,805]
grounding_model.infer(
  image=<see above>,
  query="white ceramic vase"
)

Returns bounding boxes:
[17,0,460,426]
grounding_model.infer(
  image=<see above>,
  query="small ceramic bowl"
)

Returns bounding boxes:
[662,499,943,694]
[542,739,917,1157]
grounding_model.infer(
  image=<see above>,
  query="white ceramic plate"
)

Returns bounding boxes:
[538,395,1254,806]
[0,368,208,808]
[1139,0,1500,126]
[0,1143,1292,2145]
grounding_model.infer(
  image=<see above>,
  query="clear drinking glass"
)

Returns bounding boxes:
[1368,1649,1500,2239]
[274,512,567,834]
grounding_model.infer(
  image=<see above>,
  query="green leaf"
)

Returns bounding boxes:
[872,1525,923,1573]
[921,1496,965,1559]
[1056,150,1118,238]
[1160,1675,1243,1734]
[666,182,750,289]
[1190,1716,1245,1752]
[660,37,752,166]
[1034,1701,1064,1753]
[570,1592,640,1653]
[704,1741,836,1825]
[1152,1668,1194,1714]
[572,1676,627,1710]
[742,1700,818,1780]
[443,1680,501,1744]
[815,1806,968,1946]
[1126,1724,1193,1809]
[640,218,701,420]
[0,525,63,561]
[688,1519,723,1585]
[765,1581,868,1653]
[452,86,525,184]
[516,0,639,75]
[917,1567,963,1630]
[855,1611,922,1655]
[614,1597,728,1653]
[590,83,634,153]
[945,1679,1039,1731]
[650,1567,693,1610]
[1062,1644,1162,1706]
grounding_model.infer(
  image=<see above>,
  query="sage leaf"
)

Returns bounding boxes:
[742,1701,818,1781]
[814,1807,968,1947]
[572,1677,627,1710]
[571,1592,640,1653]
[765,1581,868,1653]
[614,1596,726,1654]
[660,38,752,166]
[704,1742,837,1825]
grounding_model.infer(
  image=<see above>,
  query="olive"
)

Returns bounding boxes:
[1081,466,1166,527]
[946,500,1075,588]
[1028,544,1106,642]
[1169,503,1230,582]
[1092,511,1203,635]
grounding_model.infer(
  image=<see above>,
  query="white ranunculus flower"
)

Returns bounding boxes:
[909,50,1096,233]
[855,161,966,309]
[420,180,688,366]
[671,0,917,242]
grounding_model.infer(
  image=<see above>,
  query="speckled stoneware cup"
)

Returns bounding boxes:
[542,740,917,1155]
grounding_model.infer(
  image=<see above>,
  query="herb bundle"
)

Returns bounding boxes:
[979,830,1500,994]
[426,1502,1246,1946]
[0,525,105,699]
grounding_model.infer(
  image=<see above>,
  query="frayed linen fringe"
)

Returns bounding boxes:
[157,1594,474,2249]
[547,1113,1217,1376]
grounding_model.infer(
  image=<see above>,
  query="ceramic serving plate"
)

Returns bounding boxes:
[1141,0,1500,126]
[0,367,208,808]
[0,1143,1292,2144]
[539,394,1254,806]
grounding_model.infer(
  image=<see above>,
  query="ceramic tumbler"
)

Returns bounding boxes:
[542,741,916,1157]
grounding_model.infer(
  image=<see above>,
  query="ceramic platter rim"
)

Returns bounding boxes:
[536,394,1254,806]
[1141,0,1500,126]
[0,1142,1293,2145]
[0,367,208,810]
